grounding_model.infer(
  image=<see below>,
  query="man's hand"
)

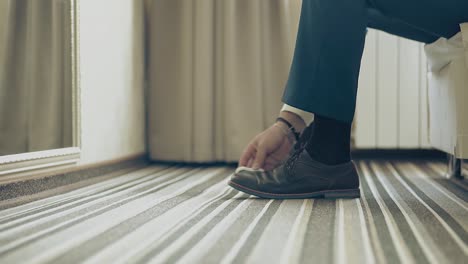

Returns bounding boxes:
[239,123,293,171]
[239,111,306,171]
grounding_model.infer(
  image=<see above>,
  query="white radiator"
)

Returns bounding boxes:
[354,30,431,149]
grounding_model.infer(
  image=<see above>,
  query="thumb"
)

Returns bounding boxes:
[252,149,266,170]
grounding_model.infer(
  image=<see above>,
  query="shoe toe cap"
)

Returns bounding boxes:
[230,167,262,187]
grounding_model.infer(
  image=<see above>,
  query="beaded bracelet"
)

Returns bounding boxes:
[276,117,300,142]
[273,123,296,144]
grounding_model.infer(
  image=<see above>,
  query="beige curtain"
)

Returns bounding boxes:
[0,0,72,155]
[146,0,302,162]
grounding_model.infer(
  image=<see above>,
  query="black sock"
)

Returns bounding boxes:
[305,114,351,165]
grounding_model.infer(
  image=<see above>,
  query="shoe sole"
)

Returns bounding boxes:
[228,181,360,199]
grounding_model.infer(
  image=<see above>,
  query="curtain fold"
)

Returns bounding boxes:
[147,0,302,162]
[0,0,72,156]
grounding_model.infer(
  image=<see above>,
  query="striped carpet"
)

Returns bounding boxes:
[0,160,466,264]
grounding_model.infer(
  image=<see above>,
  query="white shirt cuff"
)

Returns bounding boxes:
[281,104,315,126]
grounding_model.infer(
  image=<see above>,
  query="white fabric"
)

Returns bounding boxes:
[424,32,465,72]
[425,23,468,158]
[461,23,468,66]
[146,0,302,162]
[281,104,315,125]
[0,0,72,155]
[235,166,265,174]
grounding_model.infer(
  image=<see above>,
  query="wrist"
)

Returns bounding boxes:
[279,111,306,133]
[273,122,296,144]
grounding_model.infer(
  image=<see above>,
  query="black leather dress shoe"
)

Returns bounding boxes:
[229,141,360,199]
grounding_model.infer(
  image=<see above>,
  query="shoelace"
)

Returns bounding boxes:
[284,145,305,176]
[284,124,314,176]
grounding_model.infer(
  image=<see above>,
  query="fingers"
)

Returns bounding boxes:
[239,143,255,167]
[243,152,282,171]
[252,150,266,170]
[263,157,283,171]
[263,163,275,171]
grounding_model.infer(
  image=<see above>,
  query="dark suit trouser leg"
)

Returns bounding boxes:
[282,0,468,123]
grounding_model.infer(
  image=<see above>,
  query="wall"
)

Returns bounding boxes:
[354,30,431,149]
[79,0,146,165]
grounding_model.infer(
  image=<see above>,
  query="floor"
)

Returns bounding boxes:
[0,160,466,264]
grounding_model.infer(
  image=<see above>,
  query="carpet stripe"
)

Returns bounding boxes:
[131,189,247,261]
[356,167,387,264]
[244,200,301,263]
[140,194,253,263]
[0,166,166,219]
[383,162,467,263]
[278,199,314,264]
[422,162,468,202]
[401,163,468,231]
[359,162,415,263]
[203,200,292,263]
[0,168,225,263]
[171,198,275,263]
[0,166,176,230]
[428,162,468,193]
[0,167,194,246]
[299,199,336,263]
[356,162,401,263]
[339,199,372,264]
[355,199,376,264]
[48,170,231,264]
[406,163,468,210]
[0,167,213,260]
[388,163,468,256]
[119,190,243,263]
[0,161,466,264]
[219,199,280,264]
[370,162,442,263]
[335,199,346,264]
[131,191,248,263]
[83,185,235,264]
